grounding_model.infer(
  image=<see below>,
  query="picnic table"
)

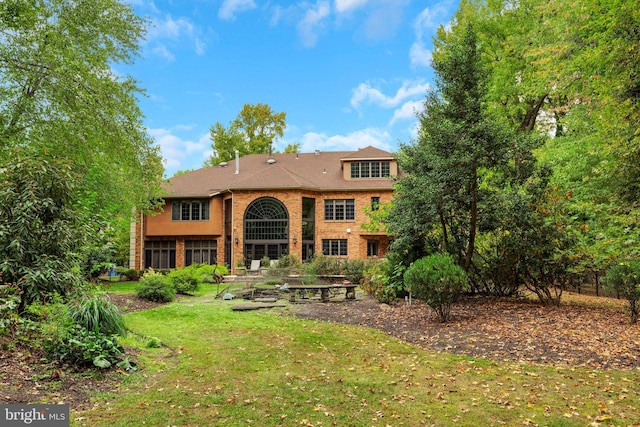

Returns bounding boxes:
[287,283,356,302]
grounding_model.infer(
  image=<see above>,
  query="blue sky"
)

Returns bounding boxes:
[121,0,460,177]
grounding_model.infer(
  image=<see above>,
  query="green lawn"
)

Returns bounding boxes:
[72,292,640,427]
[98,280,140,295]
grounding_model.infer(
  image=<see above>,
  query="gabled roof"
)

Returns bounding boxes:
[340,146,395,161]
[163,146,400,198]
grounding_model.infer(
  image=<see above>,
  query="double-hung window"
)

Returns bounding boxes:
[171,200,210,221]
[324,199,355,221]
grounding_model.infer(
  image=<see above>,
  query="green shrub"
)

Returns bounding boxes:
[343,259,367,284]
[304,254,343,276]
[82,245,116,279]
[604,261,640,324]
[0,285,21,335]
[135,270,175,302]
[45,325,131,369]
[403,253,468,322]
[116,267,139,281]
[168,267,201,295]
[67,293,126,336]
[268,255,301,277]
[274,255,301,269]
[382,241,422,297]
[0,151,86,311]
[192,264,229,283]
[361,260,397,303]
[24,295,72,348]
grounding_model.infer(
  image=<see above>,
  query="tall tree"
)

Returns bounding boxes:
[204,103,286,165]
[439,0,640,278]
[0,0,164,225]
[391,24,511,271]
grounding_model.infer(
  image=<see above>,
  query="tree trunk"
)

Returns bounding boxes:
[519,94,548,133]
[465,174,478,272]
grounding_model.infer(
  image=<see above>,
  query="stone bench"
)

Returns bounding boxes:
[287,283,356,302]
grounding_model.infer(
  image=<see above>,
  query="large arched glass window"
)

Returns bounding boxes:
[244,197,289,261]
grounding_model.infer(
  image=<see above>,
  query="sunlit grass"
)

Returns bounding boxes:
[99,281,139,295]
[72,296,640,427]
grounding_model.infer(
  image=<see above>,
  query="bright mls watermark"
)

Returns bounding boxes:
[1,405,69,426]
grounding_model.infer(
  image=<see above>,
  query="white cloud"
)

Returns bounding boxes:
[350,79,431,109]
[409,41,432,68]
[271,0,408,47]
[194,37,206,56]
[218,0,257,21]
[389,100,423,126]
[334,0,369,13]
[362,0,411,40]
[148,128,211,175]
[298,128,393,153]
[414,5,447,39]
[147,15,194,40]
[297,1,331,47]
[151,44,175,61]
[410,1,453,68]
[142,12,206,59]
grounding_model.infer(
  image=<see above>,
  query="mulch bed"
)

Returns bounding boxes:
[292,293,640,370]
[1,291,638,410]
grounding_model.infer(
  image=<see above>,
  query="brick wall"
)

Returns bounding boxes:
[135,188,394,273]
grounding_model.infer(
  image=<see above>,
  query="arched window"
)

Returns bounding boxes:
[243,197,289,261]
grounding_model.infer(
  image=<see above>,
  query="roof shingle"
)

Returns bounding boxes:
[164,146,399,197]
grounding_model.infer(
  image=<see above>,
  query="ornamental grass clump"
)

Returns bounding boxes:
[604,260,640,324]
[403,253,468,322]
[68,293,126,337]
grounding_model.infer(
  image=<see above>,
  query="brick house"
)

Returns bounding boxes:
[130,146,400,274]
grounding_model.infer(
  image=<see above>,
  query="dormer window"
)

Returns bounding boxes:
[351,161,391,179]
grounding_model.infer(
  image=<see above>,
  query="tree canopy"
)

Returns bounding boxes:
[0,0,164,289]
[388,21,578,304]
[205,103,287,165]
[0,0,164,223]
[417,0,640,283]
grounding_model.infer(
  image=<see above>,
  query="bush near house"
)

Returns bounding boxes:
[403,253,468,322]
[115,267,139,281]
[167,267,201,295]
[361,260,396,304]
[135,270,175,302]
[190,264,229,284]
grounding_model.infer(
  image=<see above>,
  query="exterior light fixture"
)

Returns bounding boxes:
[235,237,239,245]
[293,236,297,244]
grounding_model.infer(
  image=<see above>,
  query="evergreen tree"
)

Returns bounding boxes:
[390,24,512,271]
